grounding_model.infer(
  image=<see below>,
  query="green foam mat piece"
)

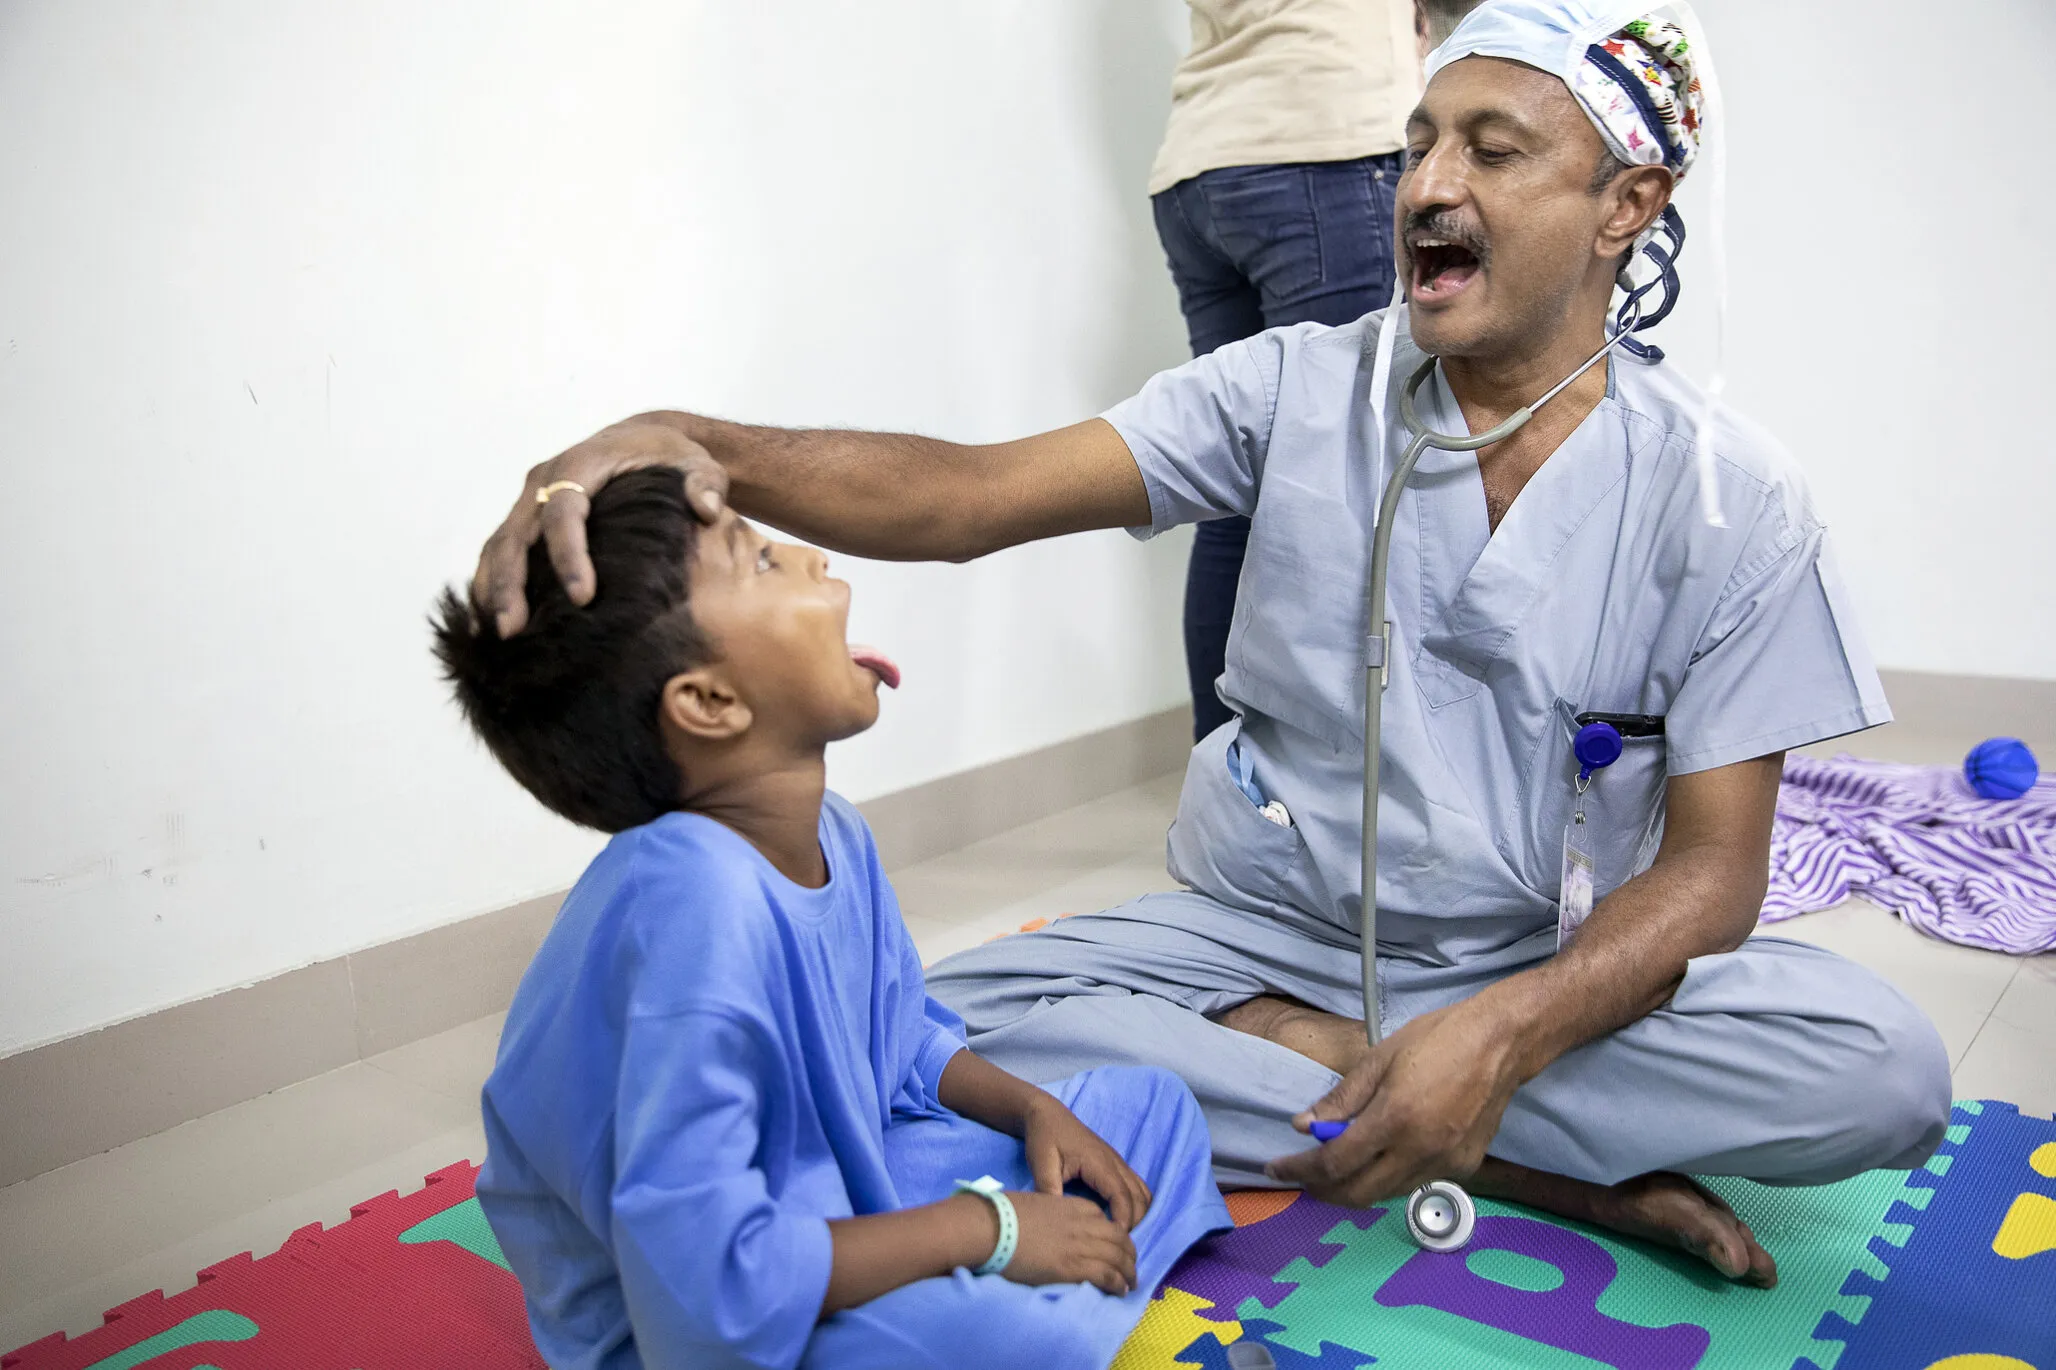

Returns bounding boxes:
[398,1196,512,1271]
[77,1312,257,1370]
[1244,1169,1910,1369]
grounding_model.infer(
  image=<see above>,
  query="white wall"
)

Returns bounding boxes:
[0,0,1196,1054]
[1661,0,2056,682]
[7,0,2048,1056]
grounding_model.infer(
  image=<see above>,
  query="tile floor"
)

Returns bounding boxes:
[3,738,2051,1353]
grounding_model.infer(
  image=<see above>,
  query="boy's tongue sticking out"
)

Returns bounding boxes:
[849,644,900,690]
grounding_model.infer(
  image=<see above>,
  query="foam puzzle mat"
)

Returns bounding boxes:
[8,1102,2051,1370]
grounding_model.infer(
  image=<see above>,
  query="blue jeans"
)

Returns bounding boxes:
[1151,155,1402,740]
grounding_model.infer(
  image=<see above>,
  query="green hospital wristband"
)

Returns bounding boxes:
[953,1175,1018,1276]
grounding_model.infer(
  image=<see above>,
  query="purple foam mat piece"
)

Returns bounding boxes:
[1163,1195,1386,1323]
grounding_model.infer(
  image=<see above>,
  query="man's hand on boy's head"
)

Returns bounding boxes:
[474,415,727,639]
[1021,1092,1154,1233]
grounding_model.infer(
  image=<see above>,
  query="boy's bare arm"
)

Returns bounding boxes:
[475,413,1148,636]
[820,1195,1005,1314]
[822,1185,1139,1315]
[935,1049,1154,1232]
[933,1046,1054,1135]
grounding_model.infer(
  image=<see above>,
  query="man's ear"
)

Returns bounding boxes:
[660,665,752,742]
[1598,165,1674,261]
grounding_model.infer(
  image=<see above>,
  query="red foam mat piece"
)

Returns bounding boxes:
[4,1162,544,1370]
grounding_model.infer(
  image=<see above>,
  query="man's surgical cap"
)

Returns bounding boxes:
[1426,1,1711,184]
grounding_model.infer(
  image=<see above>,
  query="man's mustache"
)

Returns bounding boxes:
[1402,211,1488,263]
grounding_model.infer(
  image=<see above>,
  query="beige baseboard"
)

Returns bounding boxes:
[0,706,1193,1189]
[7,668,2044,1189]
[1879,668,2056,755]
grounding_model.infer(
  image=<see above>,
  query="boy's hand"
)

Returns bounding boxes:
[1001,1191,1139,1295]
[1022,1094,1154,1232]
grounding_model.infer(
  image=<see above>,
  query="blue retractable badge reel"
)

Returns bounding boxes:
[1574,721,1624,783]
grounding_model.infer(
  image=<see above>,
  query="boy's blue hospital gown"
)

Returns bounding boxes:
[477,794,1229,1370]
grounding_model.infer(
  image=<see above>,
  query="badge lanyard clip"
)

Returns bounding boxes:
[1560,722,1624,950]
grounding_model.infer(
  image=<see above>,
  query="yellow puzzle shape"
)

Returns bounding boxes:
[1992,1190,2056,1261]
[1112,1286,1241,1370]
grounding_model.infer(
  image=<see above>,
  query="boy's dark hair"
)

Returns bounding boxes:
[432,468,715,833]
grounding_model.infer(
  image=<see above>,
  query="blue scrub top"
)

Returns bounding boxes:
[477,795,969,1370]
[1104,308,1888,1002]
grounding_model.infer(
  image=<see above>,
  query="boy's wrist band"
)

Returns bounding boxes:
[953,1175,1018,1276]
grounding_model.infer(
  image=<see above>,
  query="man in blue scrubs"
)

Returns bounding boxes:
[474,2,1949,1288]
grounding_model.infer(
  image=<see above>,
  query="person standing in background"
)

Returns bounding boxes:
[1150,0,1481,742]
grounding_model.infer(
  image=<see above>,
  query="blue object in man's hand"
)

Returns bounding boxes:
[1965,737,2039,800]
[1309,1120,1348,1142]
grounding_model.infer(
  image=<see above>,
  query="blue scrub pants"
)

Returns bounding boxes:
[927,892,1953,1192]
[802,1066,1230,1370]
[1150,154,1403,740]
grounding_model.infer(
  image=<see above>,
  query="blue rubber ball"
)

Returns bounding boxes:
[1964,737,2039,800]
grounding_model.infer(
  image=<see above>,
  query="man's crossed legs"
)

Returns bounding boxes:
[925,889,1952,1286]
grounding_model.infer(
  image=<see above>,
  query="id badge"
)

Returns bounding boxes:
[1558,815,1596,951]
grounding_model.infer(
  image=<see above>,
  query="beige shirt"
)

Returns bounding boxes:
[1149,0,1423,194]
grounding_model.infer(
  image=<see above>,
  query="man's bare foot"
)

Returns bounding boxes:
[1469,1158,1777,1287]
[1209,995,1372,1075]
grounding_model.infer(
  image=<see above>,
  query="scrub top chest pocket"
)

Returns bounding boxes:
[1532,700,1669,930]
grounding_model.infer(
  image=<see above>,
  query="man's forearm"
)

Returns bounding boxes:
[656,413,987,560]
[1468,755,1784,1086]
[1476,841,1764,1085]
[638,411,1149,563]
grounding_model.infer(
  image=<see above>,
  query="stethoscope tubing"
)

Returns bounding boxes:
[1358,299,1645,1046]
[1349,309,1643,1252]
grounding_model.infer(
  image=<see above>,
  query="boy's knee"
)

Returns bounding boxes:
[1067,1063,1203,1123]
[1108,1063,1198,1103]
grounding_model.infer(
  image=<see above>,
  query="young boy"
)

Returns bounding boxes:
[432,470,1229,1370]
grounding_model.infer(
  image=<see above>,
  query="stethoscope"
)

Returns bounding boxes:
[1333,210,1686,1253]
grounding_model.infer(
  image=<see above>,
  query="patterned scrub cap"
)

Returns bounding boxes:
[1425,2,1713,184]
[1573,17,1705,180]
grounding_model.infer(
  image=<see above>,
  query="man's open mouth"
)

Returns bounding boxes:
[1410,237,1482,303]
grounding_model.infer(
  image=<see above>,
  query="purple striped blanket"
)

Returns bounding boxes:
[1762,754,2056,953]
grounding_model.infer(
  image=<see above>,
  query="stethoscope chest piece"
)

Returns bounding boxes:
[1404,1180,1477,1252]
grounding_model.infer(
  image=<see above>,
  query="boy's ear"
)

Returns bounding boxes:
[660,666,752,742]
